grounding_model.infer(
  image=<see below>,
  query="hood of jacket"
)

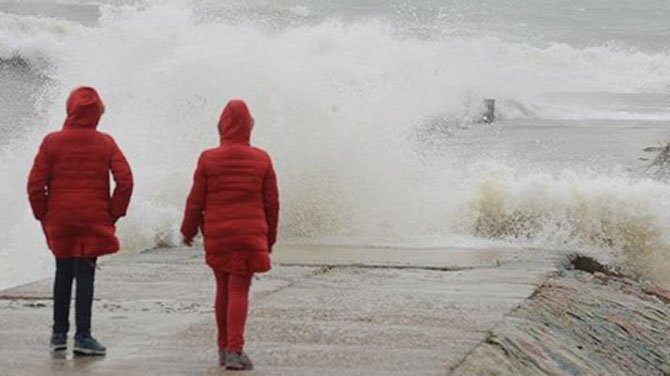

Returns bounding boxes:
[63,87,105,129]
[218,99,253,145]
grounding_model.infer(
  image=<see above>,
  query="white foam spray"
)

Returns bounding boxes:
[1,2,670,289]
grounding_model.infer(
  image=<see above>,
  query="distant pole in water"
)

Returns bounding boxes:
[481,99,495,123]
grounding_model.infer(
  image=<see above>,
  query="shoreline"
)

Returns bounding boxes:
[1,245,667,375]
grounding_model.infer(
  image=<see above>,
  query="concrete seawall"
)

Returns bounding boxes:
[452,268,670,375]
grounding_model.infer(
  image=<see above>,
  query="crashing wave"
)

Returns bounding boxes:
[1,2,670,290]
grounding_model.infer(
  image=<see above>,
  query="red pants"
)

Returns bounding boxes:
[214,271,252,352]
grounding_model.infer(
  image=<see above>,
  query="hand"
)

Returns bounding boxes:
[182,236,194,247]
[35,210,47,221]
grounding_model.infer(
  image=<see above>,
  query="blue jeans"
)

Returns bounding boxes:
[52,258,97,337]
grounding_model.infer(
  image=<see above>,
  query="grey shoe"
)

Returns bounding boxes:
[225,351,253,371]
[50,333,67,352]
[219,349,227,367]
[73,335,106,356]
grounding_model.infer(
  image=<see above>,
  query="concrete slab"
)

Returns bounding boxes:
[0,245,561,375]
[271,244,516,270]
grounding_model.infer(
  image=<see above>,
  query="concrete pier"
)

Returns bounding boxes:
[0,245,574,375]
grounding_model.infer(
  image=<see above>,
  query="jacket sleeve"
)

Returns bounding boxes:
[27,138,50,220]
[262,157,279,251]
[109,138,134,220]
[181,154,207,239]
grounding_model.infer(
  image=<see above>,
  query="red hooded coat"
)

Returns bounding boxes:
[181,100,279,275]
[27,87,133,258]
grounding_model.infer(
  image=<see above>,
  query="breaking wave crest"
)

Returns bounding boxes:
[469,168,670,287]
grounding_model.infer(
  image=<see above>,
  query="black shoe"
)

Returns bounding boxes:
[73,335,106,356]
[50,333,67,352]
[225,351,253,371]
[219,349,227,367]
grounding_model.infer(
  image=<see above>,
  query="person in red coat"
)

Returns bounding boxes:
[181,99,279,370]
[27,87,133,356]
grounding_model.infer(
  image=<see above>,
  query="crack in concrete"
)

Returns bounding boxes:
[275,262,480,273]
[253,264,336,301]
[0,295,53,301]
[0,295,101,301]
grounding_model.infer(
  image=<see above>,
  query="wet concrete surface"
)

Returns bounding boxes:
[0,245,560,375]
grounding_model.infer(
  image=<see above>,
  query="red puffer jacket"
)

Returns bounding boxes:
[181,100,279,275]
[27,87,133,258]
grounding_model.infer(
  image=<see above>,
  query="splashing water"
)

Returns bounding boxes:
[1,1,670,289]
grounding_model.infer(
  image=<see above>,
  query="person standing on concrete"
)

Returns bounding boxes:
[181,99,279,371]
[27,86,133,356]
